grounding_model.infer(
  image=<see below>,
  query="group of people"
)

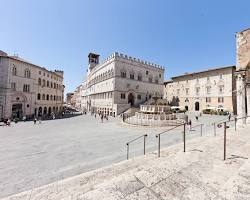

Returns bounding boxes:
[91,111,109,123]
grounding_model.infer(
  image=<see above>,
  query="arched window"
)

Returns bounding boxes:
[12,65,17,76]
[47,81,49,87]
[46,94,49,100]
[54,95,56,101]
[38,78,41,85]
[37,93,41,100]
[42,94,45,100]
[50,95,53,100]
[24,69,31,78]
[121,70,126,78]
[42,79,45,87]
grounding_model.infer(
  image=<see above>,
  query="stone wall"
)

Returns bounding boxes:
[236,28,250,70]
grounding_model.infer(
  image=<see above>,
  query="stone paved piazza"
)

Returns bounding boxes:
[0,113,227,198]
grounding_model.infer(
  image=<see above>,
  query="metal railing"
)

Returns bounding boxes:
[190,123,204,137]
[126,134,147,160]
[217,115,249,160]
[156,123,186,157]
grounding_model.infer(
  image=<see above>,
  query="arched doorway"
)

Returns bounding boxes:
[128,93,135,106]
[38,107,42,116]
[12,104,23,119]
[48,107,52,116]
[43,107,47,115]
[195,102,200,111]
[185,106,189,111]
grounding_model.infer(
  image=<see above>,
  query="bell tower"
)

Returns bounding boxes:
[88,53,100,72]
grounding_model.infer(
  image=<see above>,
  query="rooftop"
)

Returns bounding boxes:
[171,65,235,79]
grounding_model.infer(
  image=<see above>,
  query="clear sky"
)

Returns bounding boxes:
[0,0,249,94]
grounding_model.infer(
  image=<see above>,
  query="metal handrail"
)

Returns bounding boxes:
[190,123,204,136]
[212,116,236,136]
[126,134,147,160]
[216,115,249,160]
[156,123,186,157]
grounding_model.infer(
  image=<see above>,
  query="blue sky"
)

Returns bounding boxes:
[0,0,249,94]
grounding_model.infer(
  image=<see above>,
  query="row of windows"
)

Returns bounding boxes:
[12,65,62,82]
[120,71,159,83]
[37,93,63,101]
[88,69,114,87]
[177,74,224,84]
[38,70,61,81]
[12,66,31,78]
[176,85,224,95]
[205,97,224,103]
[120,93,141,100]
[38,78,62,90]
[11,83,30,92]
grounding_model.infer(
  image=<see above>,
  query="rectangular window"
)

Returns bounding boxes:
[11,82,16,91]
[146,71,148,75]
[121,93,126,99]
[121,72,126,78]
[206,86,211,94]
[177,89,180,95]
[196,87,200,95]
[219,86,224,93]
[130,74,134,79]
[23,84,30,92]
[206,97,211,103]
[218,97,224,103]
[138,75,142,81]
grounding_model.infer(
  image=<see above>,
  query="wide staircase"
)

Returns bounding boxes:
[3,120,250,200]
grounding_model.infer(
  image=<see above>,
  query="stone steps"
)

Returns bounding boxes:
[2,126,250,200]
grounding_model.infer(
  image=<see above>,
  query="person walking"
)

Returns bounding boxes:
[101,114,103,123]
[189,119,192,131]
[228,113,231,121]
[33,117,37,125]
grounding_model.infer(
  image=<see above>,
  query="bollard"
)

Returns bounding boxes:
[126,143,129,160]
[157,134,161,157]
[183,123,186,152]
[213,123,216,136]
[143,134,147,155]
[234,118,237,131]
[200,124,203,137]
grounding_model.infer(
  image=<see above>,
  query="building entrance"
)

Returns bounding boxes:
[12,104,23,119]
[195,102,200,111]
[128,93,135,106]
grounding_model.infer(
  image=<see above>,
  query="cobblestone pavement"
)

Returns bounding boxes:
[0,113,226,198]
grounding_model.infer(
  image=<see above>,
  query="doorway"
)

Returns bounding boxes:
[12,104,23,119]
[195,102,200,111]
[128,93,135,106]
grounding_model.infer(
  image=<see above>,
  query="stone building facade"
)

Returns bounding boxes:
[0,50,64,119]
[164,66,237,113]
[77,52,165,116]
[235,28,250,125]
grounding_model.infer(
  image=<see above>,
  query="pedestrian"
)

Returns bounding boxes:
[38,116,42,124]
[228,113,231,121]
[195,115,198,121]
[101,114,103,123]
[33,117,37,125]
[7,118,11,126]
[189,119,192,131]
[95,113,96,118]
[106,114,108,121]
